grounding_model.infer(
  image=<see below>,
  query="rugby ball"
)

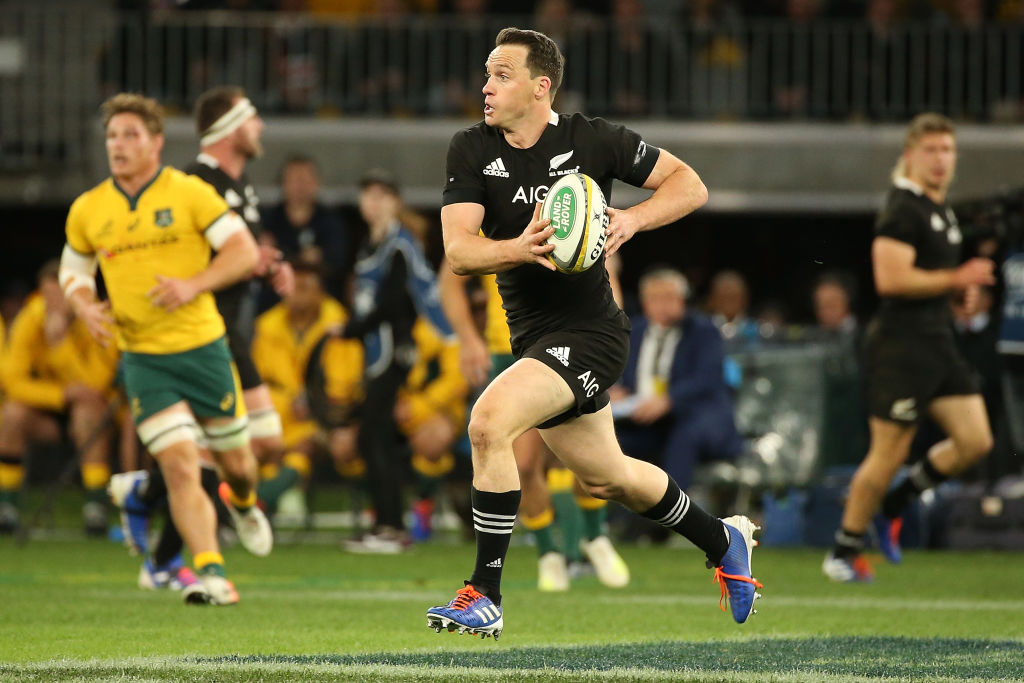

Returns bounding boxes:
[541,172,609,274]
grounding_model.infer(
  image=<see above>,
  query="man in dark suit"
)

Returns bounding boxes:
[611,268,742,489]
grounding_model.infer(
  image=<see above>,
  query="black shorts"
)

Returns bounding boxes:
[864,320,979,424]
[514,322,630,429]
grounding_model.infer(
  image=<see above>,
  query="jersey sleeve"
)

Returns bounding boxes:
[185,174,232,233]
[875,200,920,246]
[64,195,94,256]
[589,117,661,187]
[441,128,486,207]
[397,237,455,338]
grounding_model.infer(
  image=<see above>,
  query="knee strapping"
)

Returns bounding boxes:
[201,416,250,452]
[137,412,201,454]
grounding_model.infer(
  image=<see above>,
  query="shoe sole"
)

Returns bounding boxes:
[426,614,502,640]
[182,584,211,605]
[722,515,763,622]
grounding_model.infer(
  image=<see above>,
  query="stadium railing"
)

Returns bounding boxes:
[2,5,1023,170]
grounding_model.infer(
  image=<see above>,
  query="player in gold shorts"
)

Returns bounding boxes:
[59,93,272,605]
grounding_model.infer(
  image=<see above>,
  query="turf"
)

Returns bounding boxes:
[1,537,1022,681]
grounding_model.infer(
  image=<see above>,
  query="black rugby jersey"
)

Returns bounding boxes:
[442,111,659,347]
[186,154,263,342]
[874,177,963,336]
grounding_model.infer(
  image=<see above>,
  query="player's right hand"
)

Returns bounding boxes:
[515,202,556,270]
[954,257,996,288]
[77,299,114,347]
[459,333,492,388]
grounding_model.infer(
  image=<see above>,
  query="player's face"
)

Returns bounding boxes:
[282,162,319,205]
[287,271,322,315]
[905,132,956,192]
[359,183,400,228]
[814,283,849,330]
[233,107,264,159]
[482,44,541,128]
[105,113,163,180]
[641,279,686,327]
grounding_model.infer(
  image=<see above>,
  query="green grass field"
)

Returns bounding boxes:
[1,536,1022,681]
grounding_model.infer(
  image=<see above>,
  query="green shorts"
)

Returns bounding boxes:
[122,336,244,424]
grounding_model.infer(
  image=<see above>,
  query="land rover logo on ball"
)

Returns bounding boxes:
[550,187,575,240]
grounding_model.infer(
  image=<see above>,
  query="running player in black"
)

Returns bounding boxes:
[425,28,762,640]
[823,113,996,582]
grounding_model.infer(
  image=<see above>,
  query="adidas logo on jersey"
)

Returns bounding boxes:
[483,157,510,178]
[546,346,570,366]
[486,558,503,568]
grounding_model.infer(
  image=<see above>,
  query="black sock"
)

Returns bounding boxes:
[833,528,866,560]
[881,457,949,519]
[199,467,232,528]
[467,487,521,606]
[640,477,729,565]
[153,519,184,567]
[139,466,167,506]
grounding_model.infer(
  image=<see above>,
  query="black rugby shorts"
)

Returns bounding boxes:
[864,321,980,424]
[515,322,630,429]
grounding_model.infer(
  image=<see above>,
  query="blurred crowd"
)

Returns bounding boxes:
[127,0,1024,25]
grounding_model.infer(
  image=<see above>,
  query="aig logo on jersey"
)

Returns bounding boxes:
[154,208,173,228]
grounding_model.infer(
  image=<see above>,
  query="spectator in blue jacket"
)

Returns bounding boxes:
[610,267,742,489]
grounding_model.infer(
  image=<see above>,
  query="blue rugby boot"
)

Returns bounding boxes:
[873,515,903,564]
[426,584,503,640]
[108,470,152,555]
[711,515,764,624]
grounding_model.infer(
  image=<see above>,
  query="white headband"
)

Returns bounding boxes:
[200,97,257,147]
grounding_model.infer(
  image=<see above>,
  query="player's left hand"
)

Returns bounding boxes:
[604,207,641,257]
[269,260,295,297]
[148,275,200,311]
[962,284,980,317]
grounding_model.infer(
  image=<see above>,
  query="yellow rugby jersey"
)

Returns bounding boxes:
[64,166,230,354]
[400,317,468,431]
[480,273,512,355]
[252,297,363,447]
[2,293,120,411]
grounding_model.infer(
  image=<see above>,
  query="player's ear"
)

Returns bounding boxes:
[535,76,551,101]
[153,133,165,156]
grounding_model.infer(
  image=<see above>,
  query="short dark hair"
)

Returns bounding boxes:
[194,85,246,136]
[359,168,400,196]
[495,27,565,96]
[279,154,319,183]
[291,257,326,283]
[102,93,164,136]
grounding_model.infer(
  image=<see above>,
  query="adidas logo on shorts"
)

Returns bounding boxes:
[546,346,570,367]
[483,157,510,178]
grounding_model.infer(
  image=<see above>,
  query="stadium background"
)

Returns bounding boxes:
[1,2,1024,680]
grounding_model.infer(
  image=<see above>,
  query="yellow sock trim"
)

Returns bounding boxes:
[574,494,607,511]
[547,467,575,493]
[193,551,224,571]
[411,452,455,478]
[283,451,312,479]
[259,463,280,482]
[0,463,25,491]
[81,463,111,491]
[227,488,257,510]
[521,506,555,531]
[335,457,367,479]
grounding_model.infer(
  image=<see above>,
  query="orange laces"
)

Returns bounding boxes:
[452,585,484,610]
[713,568,764,611]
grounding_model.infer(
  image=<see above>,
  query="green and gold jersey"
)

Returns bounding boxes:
[65,166,231,354]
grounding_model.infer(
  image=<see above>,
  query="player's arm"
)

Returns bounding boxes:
[442,202,555,275]
[60,226,114,347]
[1,309,66,411]
[873,236,994,298]
[605,151,708,257]
[438,262,491,387]
[149,213,259,311]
